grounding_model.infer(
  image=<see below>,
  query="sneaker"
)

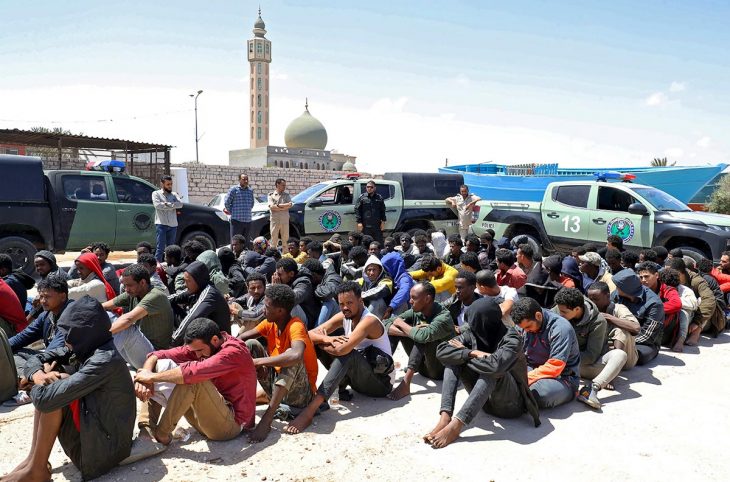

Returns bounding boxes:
[577,383,602,410]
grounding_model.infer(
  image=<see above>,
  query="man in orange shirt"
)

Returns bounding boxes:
[237,284,318,443]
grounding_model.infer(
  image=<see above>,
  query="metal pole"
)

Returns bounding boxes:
[191,90,203,163]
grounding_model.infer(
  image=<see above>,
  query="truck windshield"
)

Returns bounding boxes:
[292,183,328,203]
[632,187,692,212]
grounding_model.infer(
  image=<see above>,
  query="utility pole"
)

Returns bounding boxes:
[190,90,203,163]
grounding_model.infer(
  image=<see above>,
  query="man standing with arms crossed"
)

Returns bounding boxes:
[152,175,183,262]
[268,178,293,254]
[225,173,255,248]
[355,180,386,243]
[446,184,480,242]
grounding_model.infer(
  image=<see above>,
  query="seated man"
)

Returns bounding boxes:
[579,252,616,293]
[237,285,318,442]
[217,247,246,298]
[457,251,481,273]
[286,282,394,434]
[230,272,267,332]
[667,257,724,343]
[710,250,730,294]
[103,264,175,368]
[195,250,229,296]
[169,260,230,346]
[134,317,257,444]
[512,297,580,409]
[68,252,116,303]
[659,268,698,352]
[274,258,321,329]
[443,270,481,331]
[3,296,134,481]
[340,245,368,281]
[33,250,69,283]
[397,234,418,270]
[495,248,526,290]
[306,258,343,327]
[476,269,518,326]
[357,255,394,319]
[230,234,247,261]
[241,236,276,282]
[90,242,120,295]
[282,237,308,264]
[636,262,682,350]
[163,245,187,294]
[409,254,458,303]
[611,269,664,365]
[385,282,456,400]
[443,234,463,267]
[516,243,551,305]
[429,298,541,448]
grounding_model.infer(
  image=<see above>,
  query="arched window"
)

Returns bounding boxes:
[285,161,289,168]
[257,111,262,124]
[249,43,253,53]
[256,43,263,55]
[250,111,254,123]
[257,127,261,139]
[257,94,261,107]
[305,163,308,169]
[257,62,261,74]
[250,126,254,139]
[257,78,262,90]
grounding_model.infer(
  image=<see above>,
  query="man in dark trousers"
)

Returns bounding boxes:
[355,180,386,243]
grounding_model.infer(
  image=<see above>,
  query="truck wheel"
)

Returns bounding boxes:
[675,246,709,264]
[512,232,543,258]
[180,230,216,251]
[0,236,37,276]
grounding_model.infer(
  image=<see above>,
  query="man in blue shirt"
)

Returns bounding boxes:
[225,173,255,247]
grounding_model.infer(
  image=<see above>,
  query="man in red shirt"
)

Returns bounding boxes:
[238,284,318,443]
[0,277,27,337]
[133,318,256,444]
[495,248,526,290]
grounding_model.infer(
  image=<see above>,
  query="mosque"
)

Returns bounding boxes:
[228,9,357,172]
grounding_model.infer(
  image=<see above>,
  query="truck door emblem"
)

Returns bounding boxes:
[607,217,635,242]
[318,210,342,232]
[133,213,152,231]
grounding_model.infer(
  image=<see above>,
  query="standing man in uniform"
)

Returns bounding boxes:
[268,178,293,254]
[152,175,184,262]
[355,180,386,244]
[446,184,480,242]
[225,173,255,248]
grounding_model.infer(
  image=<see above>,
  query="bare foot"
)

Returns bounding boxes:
[153,428,172,446]
[387,381,410,401]
[248,422,271,443]
[672,338,685,353]
[423,412,451,444]
[431,418,464,449]
[285,412,314,435]
[686,326,701,346]
[0,464,51,482]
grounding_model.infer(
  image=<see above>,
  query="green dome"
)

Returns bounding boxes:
[284,104,328,150]
[342,160,357,172]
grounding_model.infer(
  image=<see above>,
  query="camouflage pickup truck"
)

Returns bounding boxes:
[248,172,464,241]
[0,155,230,274]
[472,176,730,261]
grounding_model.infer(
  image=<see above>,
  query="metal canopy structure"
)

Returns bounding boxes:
[0,128,173,183]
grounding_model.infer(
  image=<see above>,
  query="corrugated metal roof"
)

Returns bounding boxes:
[0,128,173,151]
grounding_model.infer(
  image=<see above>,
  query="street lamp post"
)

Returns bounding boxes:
[189,90,203,163]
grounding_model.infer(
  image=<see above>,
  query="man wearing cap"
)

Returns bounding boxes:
[579,252,616,293]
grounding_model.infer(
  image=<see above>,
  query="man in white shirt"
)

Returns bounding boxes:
[476,269,518,326]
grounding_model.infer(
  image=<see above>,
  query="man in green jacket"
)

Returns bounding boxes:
[385,281,456,400]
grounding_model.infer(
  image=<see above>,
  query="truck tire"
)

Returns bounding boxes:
[180,230,216,251]
[675,246,709,264]
[0,236,37,276]
[512,232,543,258]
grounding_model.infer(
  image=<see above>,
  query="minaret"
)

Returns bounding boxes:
[248,8,271,148]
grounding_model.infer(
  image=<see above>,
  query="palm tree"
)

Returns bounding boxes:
[650,157,676,167]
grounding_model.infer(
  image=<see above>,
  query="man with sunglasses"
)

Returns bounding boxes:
[355,180,386,244]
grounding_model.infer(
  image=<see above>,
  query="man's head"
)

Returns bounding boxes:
[667,257,689,284]
[275,178,286,193]
[516,243,534,267]
[307,241,323,260]
[419,254,443,278]
[720,251,730,273]
[91,242,111,265]
[606,235,624,251]
[275,258,299,285]
[182,240,207,263]
[252,236,268,254]
[120,263,151,298]
[475,269,499,296]
[414,234,429,254]
[455,270,477,304]
[612,269,645,301]
[697,257,713,275]
[459,251,480,273]
[578,252,602,276]
[668,248,684,259]
[299,237,312,253]
[653,246,669,265]
[164,245,183,267]
[245,272,267,300]
[621,251,639,270]
[479,232,493,248]
[0,254,13,277]
[638,249,657,264]
[183,318,223,359]
[495,248,515,272]
[554,288,585,322]
[137,253,158,276]
[336,281,364,320]
[605,247,623,273]
[183,260,209,294]
[73,258,93,279]
[637,261,660,291]
[365,180,376,196]
[368,242,382,257]
[239,173,249,188]
[34,251,57,277]
[383,237,395,253]
[447,234,463,256]
[160,175,173,193]
[231,234,246,257]
[464,235,480,253]
[286,237,301,257]
[409,282,436,313]
[660,268,681,288]
[586,281,611,312]
[459,184,469,198]
[364,257,383,282]
[302,258,325,284]
[348,231,363,246]
[136,241,153,256]
[36,277,68,313]
[511,297,544,333]
[264,284,296,324]
[400,234,412,251]
[349,246,369,268]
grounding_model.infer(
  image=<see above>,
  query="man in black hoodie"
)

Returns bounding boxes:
[169,261,229,346]
[274,258,321,329]
[2,295,134,481]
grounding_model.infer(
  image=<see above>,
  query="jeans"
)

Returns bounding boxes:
[230,219,251,248]
[580,349,628,389]
[440,364,497,425]
[392,337,445,380]
[636,344,659,366]
[316,349,392,399]
[113,324,155,370]
[155,224,177,262]
[317,299,340,327]
[529,377,575,409]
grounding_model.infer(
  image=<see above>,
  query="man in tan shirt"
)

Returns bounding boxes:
[445,185,480,241]
[268,178,293,253]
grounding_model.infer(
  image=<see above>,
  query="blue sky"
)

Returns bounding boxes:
[1,0,728,173]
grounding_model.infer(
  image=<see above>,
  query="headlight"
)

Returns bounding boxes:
[708,225,730,232]
[215,211,228,221]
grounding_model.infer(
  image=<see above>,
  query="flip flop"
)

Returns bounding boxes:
[2,391,32,407]
[119,436,168,466]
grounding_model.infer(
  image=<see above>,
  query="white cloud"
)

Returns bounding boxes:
[664,147,685,158]
[645,92,668,106]
[696,136,711,148]
[669,81,686,92]
[453,74,471,86]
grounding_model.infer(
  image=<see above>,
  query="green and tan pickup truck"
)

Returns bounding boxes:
[472,177,730,261]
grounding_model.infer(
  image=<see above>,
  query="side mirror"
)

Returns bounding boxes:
[628,202,648,216]
[308,199,323,208]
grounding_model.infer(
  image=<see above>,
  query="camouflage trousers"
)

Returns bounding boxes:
[245,339,314,409]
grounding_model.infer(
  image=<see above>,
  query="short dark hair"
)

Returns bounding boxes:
[496,248,515,266]
[416,281,436,300]
[605,248,622,263]
[476,269,497,288]
[573,245,588,256]
[511,297,542,325]
[184,318,221,344]
[369,241,381,250]
[136,241,153,252]
[419,254,441,272]
[137,252,157,268]
[399,233,412,243]
[636,261,659,274]
[456,269,476,286]
[667,257,687,275]
[276,258,298,274]
[302,258,325,276]
[349,246,368,264]
[287,237,300,246]
[161,175,173,183]
[586,281,610,295]
[183,240,207,259]
[361,235,374,247]
[414,234,429,245]
[122,263,151,284]
[265,284,296,312]
[722,250,730,258]
[265,247,281,260]
[37,276,68,295]
[307,241,323,256]
[459,251,480,271]
[275,178,286,186]
[245,272,267,285]
[300,236,313,247]
[517,243,534,259]
[348,231,363,244]
[459,184,468,191]
[652,246,669,262]
[465,234,480,247]
[447,233,463,246]
[0,254,12,272]
[554,288,584,310]
[607,235,624,250]
[91,242,111,254]
[340,240,353,256]
[479,232,493,243]
[661,268,681,288]
[696,258,713,274]
[621,251,639,268]
[336,280,362,298]
[640,249,658,263]
[239,173,248,179]
[669,248,684,258]
[164,245,182,262]
[231,234,246,245]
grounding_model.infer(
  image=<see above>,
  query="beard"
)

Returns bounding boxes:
[163,187,172,193]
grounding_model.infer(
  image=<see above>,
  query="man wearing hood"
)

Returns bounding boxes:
[611,269,664,365]
[33,250,69,283]
[273,258,321,329]
[512,297,581,409]
[241,236,276,282]
[579,252,616,294]
[196,250,230,296]
[66,243,120,295]
[356,255,393,319]
[0,254,35,310]
[381,252,415,319]
[2,295,135,481]
[67,252,115,303]
[553,288,626,410]
[429,298,541,448]
[304,258,343,326]
[169,261,230,346]
[386,282,457,400]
